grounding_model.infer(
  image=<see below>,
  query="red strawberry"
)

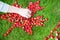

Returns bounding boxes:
[44,37,49,40]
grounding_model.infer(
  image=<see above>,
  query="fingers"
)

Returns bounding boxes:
[26,14,31,18]
[24,15,29,18]
[20,12,31,18]
[26,10,31,18]
[18,8,32,18]
[25,8,31,14]
[23,14,31,18]
[23,9,31,18]
[28,9,31,14]
[23,13,31,18]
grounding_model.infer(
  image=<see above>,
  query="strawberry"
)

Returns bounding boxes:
[0,0,48,36]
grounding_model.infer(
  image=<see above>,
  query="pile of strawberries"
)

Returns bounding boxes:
[13,0,43,16]
[0,0,48,36]
[44,22,60,40]
[27,0,43,16]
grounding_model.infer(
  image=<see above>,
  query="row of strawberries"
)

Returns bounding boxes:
[44,22,60,40]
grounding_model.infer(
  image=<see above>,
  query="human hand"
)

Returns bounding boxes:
[8,6,31,18]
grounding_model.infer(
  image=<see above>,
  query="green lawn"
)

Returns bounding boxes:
[0,0,60,40]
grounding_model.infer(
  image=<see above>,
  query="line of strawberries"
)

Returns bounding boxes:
[44,22,60,40]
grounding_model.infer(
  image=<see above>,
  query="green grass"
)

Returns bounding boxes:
[0,0,60,40]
